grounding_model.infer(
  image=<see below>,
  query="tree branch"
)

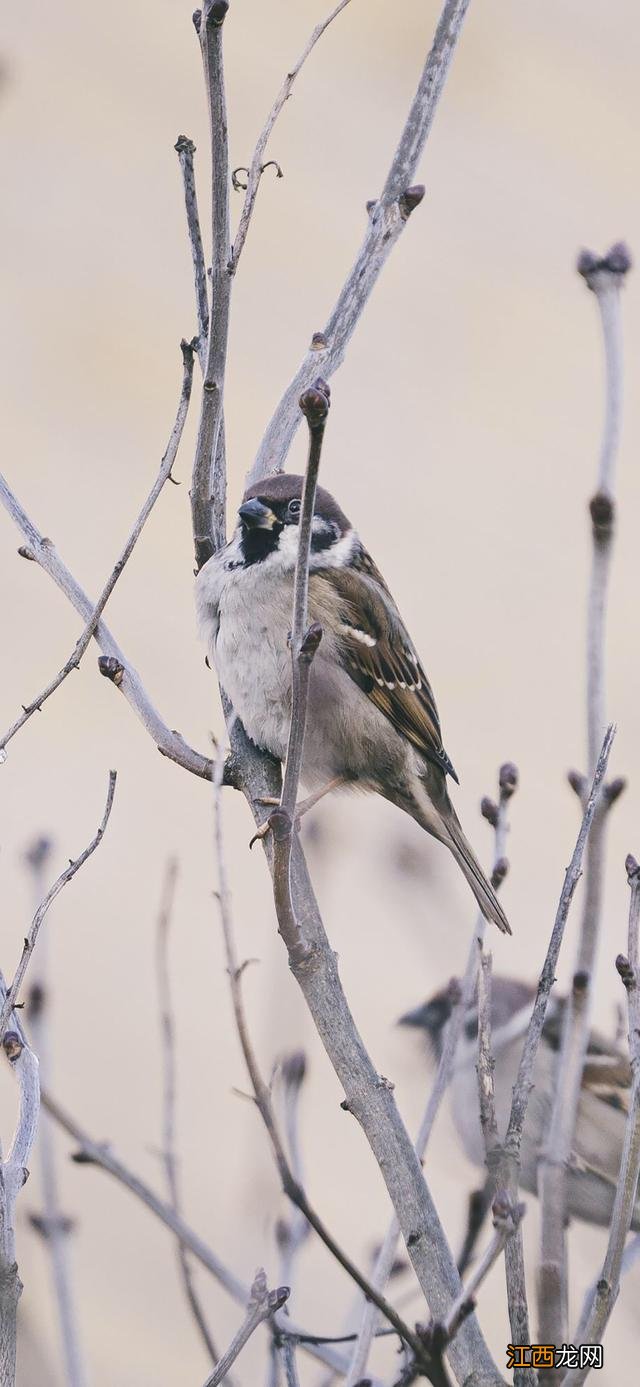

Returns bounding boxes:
[346,764,518,1386]
[156,858,219,1364]
[0,981,40,1387]
[211,740,428,1370]
[41,1090,354,1377]
[0,476,213,780]
[175,137,210,365]
[0,342,195,760]
[202,1270,289,1387]
[561,855,640,1385]
[25,839,87,1387]
[0,771,117,1041]
[230,0,353,269]
[191,1,232,568]
[248,0,471,484]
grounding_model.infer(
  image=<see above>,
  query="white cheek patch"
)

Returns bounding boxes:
[309,527,358,570]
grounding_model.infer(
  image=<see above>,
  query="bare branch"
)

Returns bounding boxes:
[476,950,499,1158]
[175,137,210,363]
[41,1089,353,1377]
[0,476,213,780]
[561,856,640,1385]
[156,858,219,1363]
[191,0,232,568]
[202,1270,289,1387]
[346,763,517,1387]
[269,381,330,966]
[0,343,195,759]
[230,0,353,269]
[0,979,40,1387]
[275,1053,310,1289]
[440,1193,524,1347]
[0,772,117,1041]
[25,839,87,1387]
[248,0,471,484]
[211,739,428,1369]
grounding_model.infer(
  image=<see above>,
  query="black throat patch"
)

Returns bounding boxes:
[239,523,284,567]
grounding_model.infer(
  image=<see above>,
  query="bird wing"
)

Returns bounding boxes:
[310,545,458,782]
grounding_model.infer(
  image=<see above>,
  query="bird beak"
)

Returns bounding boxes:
[238,498,278,530]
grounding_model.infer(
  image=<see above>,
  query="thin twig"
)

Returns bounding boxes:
[269,381,330,966]
[275,1053,310,1289]
[345,764,517,1387]
[191,1,232,569]
[440,1194,524,1347]
[156,858,219,1364]
[202,1269,289,1387]
[0,978,40,1387]
[0,477,213,780]
[25,839,87,1387]
[175,136,210,364]
[0,343,195,759]
[41,1089,353,1378]
[279,1337,301,1387]
[561,856,640,1386]
[476,950,499,1159]
[248,0,471,483]
[231,0,353,269]
[0,772,117,1040]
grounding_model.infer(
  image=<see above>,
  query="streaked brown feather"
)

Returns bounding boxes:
[311,548,458,782]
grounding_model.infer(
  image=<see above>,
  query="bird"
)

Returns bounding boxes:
[196,472,510,934]
[400,976,639,1241]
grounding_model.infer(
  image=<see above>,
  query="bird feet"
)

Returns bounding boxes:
[248,778,345,848]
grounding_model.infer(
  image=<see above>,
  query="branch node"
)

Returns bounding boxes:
[17,545,35,561]
[480,796,498,828]
[615,953,635,991]
[204,0,229,27]
[625,853,640,883]
[498,761,519,797]
[589,489,615,541]
[491,857,509,890]
[2,1031,23,1063]
[299,380,331,428]
[310,331,327,351]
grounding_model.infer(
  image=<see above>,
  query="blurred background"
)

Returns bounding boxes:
[2,1,640,1383]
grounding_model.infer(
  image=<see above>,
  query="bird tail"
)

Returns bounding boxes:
[445,811,511,935]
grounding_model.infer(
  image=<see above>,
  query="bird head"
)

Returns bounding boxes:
[236,474,352,568]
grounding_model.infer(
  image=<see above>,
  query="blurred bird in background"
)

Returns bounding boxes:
[400,976,637,1269]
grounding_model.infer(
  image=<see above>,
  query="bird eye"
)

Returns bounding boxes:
[287,499,302,519]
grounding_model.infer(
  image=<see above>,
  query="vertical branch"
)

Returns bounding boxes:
[25,839,87,1387]
[561,857,640,1385]
[0,982,40,1387]
[202,1271,289,1387]
[270,381,330,965]
[175,136,210,365]
[536,244,631,1359]
[156,858,219,1364]
[346,763,518,1387]
[248,0,471,483]
[191,2,232,567]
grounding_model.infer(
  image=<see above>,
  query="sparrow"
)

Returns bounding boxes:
[196,473,510,934]
[400,976,639,1232]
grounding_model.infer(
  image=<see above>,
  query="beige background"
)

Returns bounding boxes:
[2,1,640,1383]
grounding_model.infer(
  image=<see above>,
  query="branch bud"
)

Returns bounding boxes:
[299,379,330,429]
[491,857,509,890]
[499,761,519,798]
[567,768,587,800]
[480,796,498,828]
[577,242,632,291]
[98,655,124,686]
[399,184,425,220]
[300,622,323,663]
[281,1049,307,1089]
[604,776,627,808]
[589,490,615,541]
[204,0,229,27]
[3,1032,23,1062]
[616,953,635,990]
[625,853,640,882]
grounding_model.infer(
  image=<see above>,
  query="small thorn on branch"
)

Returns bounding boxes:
[98,655,124,686]
[399,183,425,220]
